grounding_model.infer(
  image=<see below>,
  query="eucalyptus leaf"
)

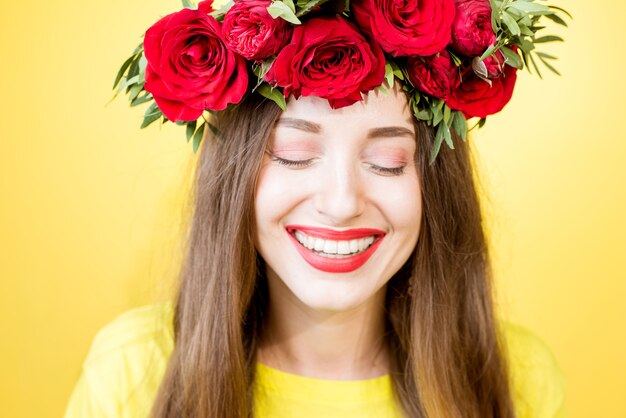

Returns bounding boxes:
[443,123,453,149]
[210,0,234,19]
[548,5,572,19]
[507,1,550,14]
[192,123,206,152]
[296,0,329,17]
[452,111,467,141]
[129,83,143,102]
[501,11,521,36]
[130,93,153,107]
[479,44,498,62]
[529,52,542,78]
[257,83,287,111]
[186,120,197,142]
[384,63,395,89]
[113,55,135,89]
[544,13,567,27]
[141,112,162,129]
[282,0,296,13]
[501,46,523,69]
[443,104,451,125]
[537,54,561,75]
[534,35,564,43]
[182,0,196,9]
[267,2,302,24]
[430,126,445,164]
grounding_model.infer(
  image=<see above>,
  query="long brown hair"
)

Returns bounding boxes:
[150,92,515,417]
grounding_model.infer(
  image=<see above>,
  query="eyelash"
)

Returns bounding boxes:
[270,156,405,176]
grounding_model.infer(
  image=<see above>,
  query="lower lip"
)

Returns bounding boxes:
[286,231,384,273]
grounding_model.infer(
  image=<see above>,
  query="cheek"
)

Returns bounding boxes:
[254,164,303,234]
[371,173,422,234]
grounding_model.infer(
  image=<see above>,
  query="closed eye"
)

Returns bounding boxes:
[270,155,315,169]
[367,164,405,176]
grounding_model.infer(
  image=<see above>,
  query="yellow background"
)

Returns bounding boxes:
[1,0,624,417]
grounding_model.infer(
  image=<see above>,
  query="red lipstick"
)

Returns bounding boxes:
[285,225,386,273]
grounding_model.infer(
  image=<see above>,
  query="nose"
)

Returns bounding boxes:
[312,159,365,225]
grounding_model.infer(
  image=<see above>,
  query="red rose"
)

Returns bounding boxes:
[143,8,249,122]
[407,51,457,100]
[223,0,292,61]
[351,0,455,57]
[451,0,496,57]
[264,16,385,109]
[446,63,517,118]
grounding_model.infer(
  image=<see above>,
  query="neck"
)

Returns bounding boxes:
[257,274,390,380]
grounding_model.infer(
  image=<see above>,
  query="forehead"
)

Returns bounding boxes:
[279,86,414,131]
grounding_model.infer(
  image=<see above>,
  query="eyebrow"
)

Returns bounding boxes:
[276,117,321,133]
[276,117,415,138]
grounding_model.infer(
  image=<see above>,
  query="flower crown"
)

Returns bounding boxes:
[114,0,569,162]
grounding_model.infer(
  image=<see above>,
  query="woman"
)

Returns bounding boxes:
[65,0,567,416]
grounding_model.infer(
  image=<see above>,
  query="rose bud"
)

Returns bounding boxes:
[407,51,457,100]
[223,0,293,61]
[198,0,213,13]
[451,0,496,57]
[143,8,249,121]
[483,50,506,79]
[447,63,517,119]
[351,0,456,57]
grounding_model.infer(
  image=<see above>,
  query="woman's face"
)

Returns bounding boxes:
[254,86,422,313]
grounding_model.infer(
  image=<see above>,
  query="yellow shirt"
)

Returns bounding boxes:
[63,303,565,418]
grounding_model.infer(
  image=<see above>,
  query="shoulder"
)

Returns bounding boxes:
[64,303,175,418]
[500,321,567,418]
[84,302,174,365]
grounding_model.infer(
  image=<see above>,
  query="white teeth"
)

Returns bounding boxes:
[293,230,378,255]
[337,241,350,255]
[323,240,337,254]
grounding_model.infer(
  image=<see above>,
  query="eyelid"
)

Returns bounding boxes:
[367,163,406,176]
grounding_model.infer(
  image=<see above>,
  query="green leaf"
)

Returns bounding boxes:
[443,104,451,125]
[479,44,498,62]
[529,51,543,79]
[443,123,453,149]
[140,110,163,129]
[430,125,445,164]
[501,11,521,36]
[186,120,197,142]
[128,83,143,102]
[130,92,152,107]
[507,1,550,14]
[267,2,302,24]
[192,122,206,152]
[113,55,135,89]
[257,83,287,111]
[451,111,467,141]
[544,13,567,27]
[501,46,523,69]
[296,0,329,17]
[548,5,573,19]
[210,0,234,19]
[534,35,564,44]
[537,53,561,75]
[536,52,557,60]
[384,63,395,89]
[182,0,196,9]
[282,0,296,13]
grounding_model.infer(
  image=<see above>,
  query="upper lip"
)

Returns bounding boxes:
[285,224,386,240]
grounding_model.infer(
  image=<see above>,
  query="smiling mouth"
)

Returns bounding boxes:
[292,230,377,258]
